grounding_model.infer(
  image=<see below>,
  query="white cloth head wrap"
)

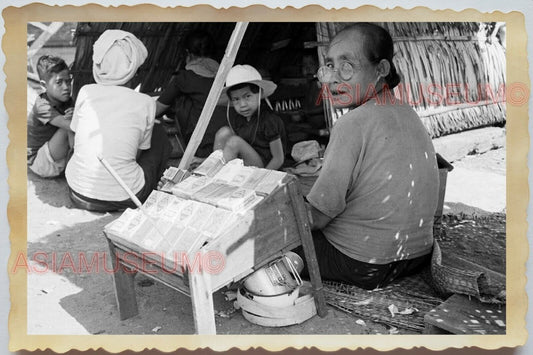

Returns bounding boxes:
[92,29,148,86]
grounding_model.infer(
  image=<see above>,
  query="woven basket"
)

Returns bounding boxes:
[429,241,505,303]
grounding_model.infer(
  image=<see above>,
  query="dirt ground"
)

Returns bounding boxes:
[25,134,506,335]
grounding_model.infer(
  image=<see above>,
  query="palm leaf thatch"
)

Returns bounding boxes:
[318,22,506,138]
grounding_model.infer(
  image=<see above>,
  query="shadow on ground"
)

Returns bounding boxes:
[28,169,74,209]
[25,162,506,336]
[27,217,373,335]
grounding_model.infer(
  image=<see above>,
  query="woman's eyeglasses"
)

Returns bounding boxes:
[316,61,358,82]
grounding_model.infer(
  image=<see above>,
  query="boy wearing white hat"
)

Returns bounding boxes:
[66,29,171,211]
[214,64,286,170]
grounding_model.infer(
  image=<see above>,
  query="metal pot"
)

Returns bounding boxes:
[243,253,303,296]
[240,286,300,308]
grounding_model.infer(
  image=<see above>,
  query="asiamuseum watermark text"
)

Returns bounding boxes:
[316,82,528,107]
[12,251,226,275]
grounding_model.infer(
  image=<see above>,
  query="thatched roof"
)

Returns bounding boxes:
[71,22,506,139]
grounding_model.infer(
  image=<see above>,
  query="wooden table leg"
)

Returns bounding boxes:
[189,268,216,334]
[106,238,139,320]
[288,182,328,318]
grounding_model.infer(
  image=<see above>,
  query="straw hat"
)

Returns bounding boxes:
[218,64,277,105]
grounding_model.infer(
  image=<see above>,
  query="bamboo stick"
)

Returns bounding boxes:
[97,156,165,237]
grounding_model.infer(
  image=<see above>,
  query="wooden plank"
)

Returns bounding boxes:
[178,22,248,170]
[189,270,216,334]
[287,181,328,318]
[106,239,139,320]
[108,243,191,296]
[207,179,302,290]
[424,294,506,335]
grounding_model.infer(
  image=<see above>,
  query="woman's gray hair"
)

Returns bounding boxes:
[337,23,401,89]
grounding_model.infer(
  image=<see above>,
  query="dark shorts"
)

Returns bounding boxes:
[69,124,171,212]
[294,229,432,290]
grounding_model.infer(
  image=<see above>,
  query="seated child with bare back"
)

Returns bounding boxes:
[27,55,74,177]
[214,65,286,170]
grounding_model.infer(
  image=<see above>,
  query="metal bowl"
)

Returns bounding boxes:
[243,253,303,296]
[240,286,300,308]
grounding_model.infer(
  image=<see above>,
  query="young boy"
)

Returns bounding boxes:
[215,64,286,170]
[27,55,74,177]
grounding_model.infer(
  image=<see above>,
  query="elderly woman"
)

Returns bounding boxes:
[66,29,171,212]
[299,23,440,289]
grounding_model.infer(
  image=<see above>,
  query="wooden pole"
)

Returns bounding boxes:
[178,22,249,171]
[287,181,328,318]
[98,156,165,237]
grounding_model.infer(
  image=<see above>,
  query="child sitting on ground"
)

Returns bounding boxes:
[27,55,74,178]
[214,64,286,170]
[65,29,171,212]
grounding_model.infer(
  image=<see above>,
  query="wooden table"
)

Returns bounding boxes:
[104,176,327,334]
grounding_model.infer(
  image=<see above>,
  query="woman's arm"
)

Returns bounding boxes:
[265,138,284,170]
[306,202,332,230]
[155,100,170,117]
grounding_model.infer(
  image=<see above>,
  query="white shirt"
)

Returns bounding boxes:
[66,84,155,201]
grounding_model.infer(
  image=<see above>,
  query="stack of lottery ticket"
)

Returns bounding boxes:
[241,168,271,191]
[171,175,212,199]
[191,182,239,205]
[122,212,154,245]
[193,149,225,177]
[201,208,238,240]
[159,166,190,193]
[216,187,261,212]
[213,162,287,196]
[142,190,182,216]
[104,208,138,237]
[139,215,178,251]
[171,227,209,258]
[254,170,288,195]
[213,159,246,184]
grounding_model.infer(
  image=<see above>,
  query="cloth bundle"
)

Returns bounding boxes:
[92,29,148,86]
[285,140,323,177]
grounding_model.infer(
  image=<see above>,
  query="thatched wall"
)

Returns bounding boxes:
[72,22,506,138]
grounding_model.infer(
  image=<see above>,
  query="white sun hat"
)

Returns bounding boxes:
[218,64,277,105]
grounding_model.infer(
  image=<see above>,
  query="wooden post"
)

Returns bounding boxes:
[178,22,249,171]
[189,268,216,334]
[287,181,328,318]
[106,238,139,320]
